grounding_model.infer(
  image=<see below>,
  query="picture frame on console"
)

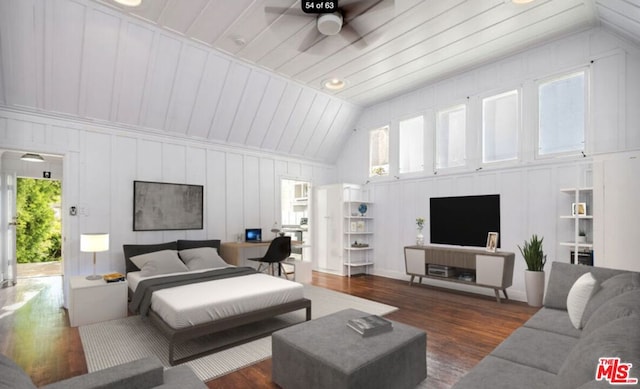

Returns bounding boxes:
[486,232,498,252]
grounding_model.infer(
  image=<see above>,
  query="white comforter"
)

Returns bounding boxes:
[127,269,305,329]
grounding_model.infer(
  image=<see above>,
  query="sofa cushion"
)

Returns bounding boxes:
[0,354,36,389]
[523,307,581,338]
[451,355,556,389]
[544,262,625,310]
[583,289,640,337]
[580,273,640,328]
[556,315,640,389]
[567,272,599,329]
[489,327,578,374]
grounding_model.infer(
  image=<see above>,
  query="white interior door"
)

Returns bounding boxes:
[1,172,17,286]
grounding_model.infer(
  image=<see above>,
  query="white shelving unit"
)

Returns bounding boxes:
[559,187,594,265]
[343,185,374,277]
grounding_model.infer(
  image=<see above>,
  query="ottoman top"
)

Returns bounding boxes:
[272,308,426,373]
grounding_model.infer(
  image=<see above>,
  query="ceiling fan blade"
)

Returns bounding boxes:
[298,27,324,52]
[340,22,368,49]
[264,6,306,17]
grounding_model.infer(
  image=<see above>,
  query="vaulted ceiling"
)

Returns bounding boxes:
[1,0,640,163]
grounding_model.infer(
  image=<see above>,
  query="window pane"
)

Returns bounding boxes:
[483,90,518,163]
[369,126,389,176]
[399,116,424,174]
[436,105,466,169]
[538,72,585,155]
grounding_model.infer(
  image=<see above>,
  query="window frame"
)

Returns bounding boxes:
[368,125,390,177]
[434,103,467,171]
[398,114,425,175]
[535,69,588,159]
[481,88,521,165]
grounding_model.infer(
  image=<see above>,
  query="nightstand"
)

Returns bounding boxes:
[68,276,128,327]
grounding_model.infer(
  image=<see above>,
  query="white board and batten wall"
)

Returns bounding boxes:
[334,28,640,301]
[0,110,337,308]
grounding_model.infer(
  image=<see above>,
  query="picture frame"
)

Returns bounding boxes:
[486,232,499,252]
[133,180,204,231]
[350,221,358,232]
[571,202,587,216]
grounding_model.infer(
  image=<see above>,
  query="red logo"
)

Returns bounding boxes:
[596,358,638,385]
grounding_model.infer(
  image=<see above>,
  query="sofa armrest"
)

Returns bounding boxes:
[156,365,207,389]
[41,357,164,389]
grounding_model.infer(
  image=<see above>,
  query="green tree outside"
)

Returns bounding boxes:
[16,178,62,263]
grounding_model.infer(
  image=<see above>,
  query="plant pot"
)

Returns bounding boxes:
[524,270,545,307]
[577,236,586,244]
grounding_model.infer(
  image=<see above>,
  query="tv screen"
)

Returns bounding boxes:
[430,195,500,248]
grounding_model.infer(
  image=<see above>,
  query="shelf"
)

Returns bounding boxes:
[344,216,373,219]
[344,247,374,251]
[344,200,373,204]
[560,242,594,248]
[560,187,593,193]
[560,215,593,219]
[344,261,374,267]
[345,231,373,235]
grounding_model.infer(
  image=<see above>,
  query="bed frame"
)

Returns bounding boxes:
[123,240,312,365]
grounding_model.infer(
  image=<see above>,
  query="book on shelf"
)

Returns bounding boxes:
[347,315,393,337]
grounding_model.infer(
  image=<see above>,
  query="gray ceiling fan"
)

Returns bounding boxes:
[265,0,394,52]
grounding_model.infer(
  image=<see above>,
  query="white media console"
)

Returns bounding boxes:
[404,245,515,303]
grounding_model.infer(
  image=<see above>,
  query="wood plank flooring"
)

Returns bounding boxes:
[0,272,539,388]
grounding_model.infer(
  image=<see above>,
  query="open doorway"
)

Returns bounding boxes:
[16,177,62,278]
[280,179,311,261]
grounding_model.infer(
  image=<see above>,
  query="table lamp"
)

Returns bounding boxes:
[81,233,109,280]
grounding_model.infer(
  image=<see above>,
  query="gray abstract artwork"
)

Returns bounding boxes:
[133,181,203,231]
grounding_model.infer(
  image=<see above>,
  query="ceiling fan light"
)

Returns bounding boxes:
[323,78,347,91]
[317,13,343,36]
[114,0,142,7]
[21,153,45,163]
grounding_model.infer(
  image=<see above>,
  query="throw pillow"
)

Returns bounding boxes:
[179,247,228,271]
[130,249,178,270]
[567,272,599,329]
[131,250,188,277]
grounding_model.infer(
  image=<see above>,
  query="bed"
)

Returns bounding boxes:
[123,239,312,365]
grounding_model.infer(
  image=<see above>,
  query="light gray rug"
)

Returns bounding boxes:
[79,284,397,382]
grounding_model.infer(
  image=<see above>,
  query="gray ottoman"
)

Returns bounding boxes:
[272,308,426,389]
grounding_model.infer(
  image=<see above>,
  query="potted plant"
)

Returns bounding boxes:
[518,234,547,307]
[577,229,587,243]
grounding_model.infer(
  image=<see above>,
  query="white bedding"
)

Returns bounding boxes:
[127,269,305,329]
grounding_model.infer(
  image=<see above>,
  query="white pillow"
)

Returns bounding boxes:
[130,250,188,277]
[179,247,228,271]
[567,272,600,329]
[130,249,178,270]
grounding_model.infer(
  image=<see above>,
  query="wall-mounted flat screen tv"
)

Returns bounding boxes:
[430,194,500,248]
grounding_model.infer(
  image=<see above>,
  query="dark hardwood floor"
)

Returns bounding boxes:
[0,272,539,388]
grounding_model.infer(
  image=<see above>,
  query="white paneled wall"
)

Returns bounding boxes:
[0,110,336,307]
[334,28,640,301]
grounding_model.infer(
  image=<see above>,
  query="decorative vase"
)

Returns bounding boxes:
[416,228,424,246]
[524,270,545,307]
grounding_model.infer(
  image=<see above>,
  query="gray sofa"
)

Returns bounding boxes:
[453,261,640,389]
[0,354,206,389]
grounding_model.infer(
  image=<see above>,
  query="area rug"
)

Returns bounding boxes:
[79,284,397,382]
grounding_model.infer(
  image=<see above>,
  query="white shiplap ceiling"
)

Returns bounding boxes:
[1,0,640,163]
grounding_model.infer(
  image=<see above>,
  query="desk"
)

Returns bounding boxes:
[220,241,304,266]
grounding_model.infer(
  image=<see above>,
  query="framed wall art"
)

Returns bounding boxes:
[133,180,203,231]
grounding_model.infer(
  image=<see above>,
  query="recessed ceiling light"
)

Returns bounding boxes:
[323,78,347,91]
[511,0,535,4]
[114,0,142,7]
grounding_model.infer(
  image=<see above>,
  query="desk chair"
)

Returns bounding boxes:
[247,236,291,279]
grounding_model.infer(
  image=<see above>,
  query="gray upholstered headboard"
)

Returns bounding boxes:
[122,239,221,274]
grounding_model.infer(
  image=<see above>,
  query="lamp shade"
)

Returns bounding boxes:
[80,233,109,252]
[21,153,45,162]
